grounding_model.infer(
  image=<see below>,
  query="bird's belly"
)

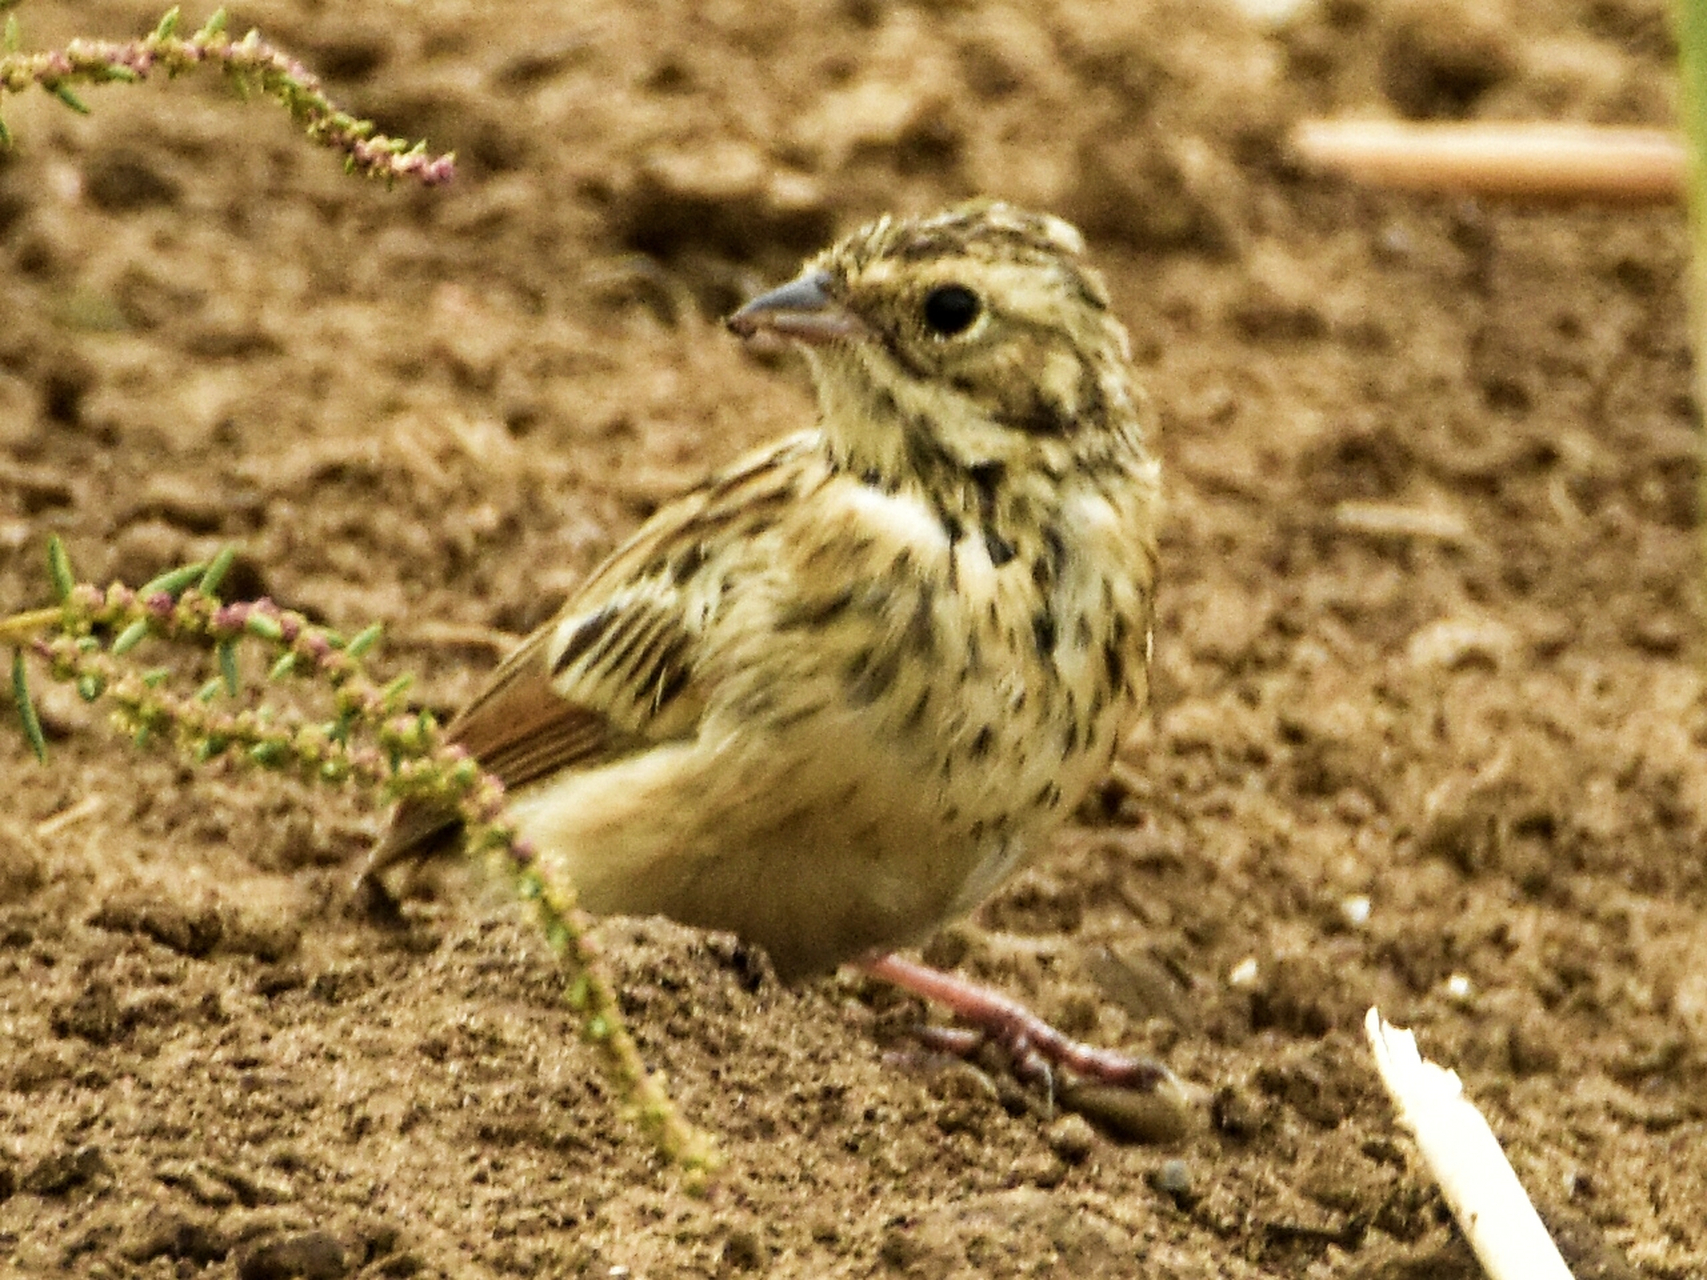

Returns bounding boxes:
[501,734,1014,980]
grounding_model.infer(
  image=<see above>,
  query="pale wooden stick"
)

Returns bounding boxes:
[1364,1008,1573,1280]
[1291,121,1683,203]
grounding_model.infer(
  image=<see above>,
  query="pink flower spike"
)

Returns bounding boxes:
[213,603,248,631]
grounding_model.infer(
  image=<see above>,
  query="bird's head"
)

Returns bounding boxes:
[728,200,1152,489]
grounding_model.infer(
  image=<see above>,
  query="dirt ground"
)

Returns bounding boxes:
[0,0,1701,1275]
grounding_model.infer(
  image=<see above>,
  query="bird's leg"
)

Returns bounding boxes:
[857,952,1175,1090]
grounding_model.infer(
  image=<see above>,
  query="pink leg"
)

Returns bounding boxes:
[858,952,1174,1090]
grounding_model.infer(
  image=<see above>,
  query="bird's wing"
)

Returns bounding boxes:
[368,432,821,869]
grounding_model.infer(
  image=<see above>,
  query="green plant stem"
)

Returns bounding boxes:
[0,606,65,643]
[511,861,723,1186]
[0,8,453,184]
[6,558,721,1186]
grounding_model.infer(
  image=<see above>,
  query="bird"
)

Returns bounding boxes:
[361,199,1167,1088]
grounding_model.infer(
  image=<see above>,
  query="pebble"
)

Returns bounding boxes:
[1148,1157,1196,1207]
[1044,1113,1098,1163]
[1061,1080,1198,1145]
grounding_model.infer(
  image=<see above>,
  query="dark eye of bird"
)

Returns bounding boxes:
[921,284,981,338]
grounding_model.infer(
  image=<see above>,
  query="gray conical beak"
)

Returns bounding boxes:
[726,269,867,346]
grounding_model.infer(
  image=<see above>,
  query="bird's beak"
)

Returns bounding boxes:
[726,269,867,347]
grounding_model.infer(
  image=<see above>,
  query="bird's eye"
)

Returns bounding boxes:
[921,284,982,338]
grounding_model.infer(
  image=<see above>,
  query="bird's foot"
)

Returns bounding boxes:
[858,951,1176,1091]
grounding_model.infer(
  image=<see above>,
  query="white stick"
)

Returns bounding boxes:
[1364,1008,1573,1280]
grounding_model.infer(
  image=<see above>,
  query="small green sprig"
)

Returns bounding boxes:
[4,537,719,1187]
[0,7,454,185]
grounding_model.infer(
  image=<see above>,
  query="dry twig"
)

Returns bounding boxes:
[1365,1009,1572,1280]
[1291,121,1682,203]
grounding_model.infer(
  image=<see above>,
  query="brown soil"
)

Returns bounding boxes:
[0,0,1701,1275]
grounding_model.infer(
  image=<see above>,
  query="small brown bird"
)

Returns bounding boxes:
[364,200,1165,1085]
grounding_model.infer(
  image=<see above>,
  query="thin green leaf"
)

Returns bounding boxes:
[346,623,384,658]
[196,677,223,703]
[12,650,46,764]
[217,638,239,696]
[199,8,228,38]
[139,561,207,598]
[154,6,182,40]
[142,667,171,688]
[2,15,18,55]
[268,652,297,681]
[244,612,283,641]
[47,536,74,603]
[76,675,103,702]
[381,673,413,711]
[198,546,237,597]
[0,118,12,150]
[112,619,151,655]
[249,741,284,767]
[49,83,91,115]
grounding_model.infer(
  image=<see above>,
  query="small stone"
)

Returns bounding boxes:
[256,963,308,998]
[84,152,181,211]
[224,909,302,963]
[877,1227,922,1270]
[155,1160,238,1208]
[22,1144,109,1195]
[309,965,375,1004]
[1013,1150,1068,1188]
[1507,1018,1563,1076]
[1147,1158,1198,1207]
[719,1227,767,1271]
[89,893,224,958]
[121,1206,229,1264]
[1210,1084,1267,1140]
[1406,616,1515,671]
[5,1047,74,1092]
[52,979,126,1045]
[1044,1113,1098,1164]
[1062,1079,1198,1144]
[237,1229,349,1280]
[1626,614,1685,656]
